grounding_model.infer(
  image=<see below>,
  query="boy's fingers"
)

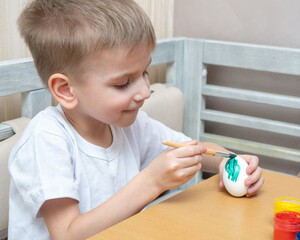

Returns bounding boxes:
[173,145,206,158]
[246,175,265,197]
[241,155,259,175]
[177,163,202,180]
[219,180,224,188]
[179,155,202,168]
[185,167,202,182]
[245,166,263,186]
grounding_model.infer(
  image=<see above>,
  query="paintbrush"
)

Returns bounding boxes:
[162,140,237,158]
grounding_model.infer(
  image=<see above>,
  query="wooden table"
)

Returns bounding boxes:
[89,170,300,240]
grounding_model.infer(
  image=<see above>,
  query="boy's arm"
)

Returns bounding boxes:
[41,144,204,240]
[41,170,161,240]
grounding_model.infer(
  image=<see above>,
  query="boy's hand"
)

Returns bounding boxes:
[146,140,206,195]
[219,155,264,197]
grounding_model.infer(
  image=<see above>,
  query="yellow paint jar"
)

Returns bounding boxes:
[274,197,300,214]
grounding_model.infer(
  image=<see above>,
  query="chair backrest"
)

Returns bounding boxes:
[0,58,51,141]
[141,83,184,132]
[151,38,300,165]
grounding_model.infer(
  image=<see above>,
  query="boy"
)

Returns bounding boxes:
[8,0,264,239]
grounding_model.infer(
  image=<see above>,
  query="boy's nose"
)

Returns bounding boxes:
[134,78,151,102]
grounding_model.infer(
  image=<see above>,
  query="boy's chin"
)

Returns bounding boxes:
[113,114,139,128]
[114,120,135,128]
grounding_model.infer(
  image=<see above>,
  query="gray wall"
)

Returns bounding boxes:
[174,0,300,175]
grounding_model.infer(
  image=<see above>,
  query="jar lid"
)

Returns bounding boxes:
[274,197,300,214]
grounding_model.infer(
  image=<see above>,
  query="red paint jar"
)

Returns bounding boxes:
[273,211,300,240]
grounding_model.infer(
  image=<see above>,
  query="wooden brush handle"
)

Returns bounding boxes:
[163,140,187,148]
[204,148,216,156]
[163,140,216,156]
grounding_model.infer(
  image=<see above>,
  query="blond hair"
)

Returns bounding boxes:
[18,0,156,85]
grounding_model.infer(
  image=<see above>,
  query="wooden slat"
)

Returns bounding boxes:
[180,38,204,140]
[150,39,176,66]
[201,133,300,163]
[0,58,44,97]
[203,85,300,109]
[164,38,203,190]
[203,40,300,75]
[0,123,14,141]
[165,38,184,87]
[21,89,52,118]
[201,109,300,137]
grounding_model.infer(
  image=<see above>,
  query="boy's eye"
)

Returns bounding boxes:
[115,71,149,89]
[115,81,130,89]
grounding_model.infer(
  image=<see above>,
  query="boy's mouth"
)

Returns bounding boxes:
[124,107,140,113]
[126,102,144,112]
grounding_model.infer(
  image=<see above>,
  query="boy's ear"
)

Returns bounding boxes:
[48,73,78,109]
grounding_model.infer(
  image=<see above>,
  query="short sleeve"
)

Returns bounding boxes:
[9,131,79,218]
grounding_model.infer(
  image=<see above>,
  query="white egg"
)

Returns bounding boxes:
[222,156,249,197]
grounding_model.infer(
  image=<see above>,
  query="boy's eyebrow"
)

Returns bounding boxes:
[112,58,152,80]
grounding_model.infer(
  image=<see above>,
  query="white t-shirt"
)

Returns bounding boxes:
[8,105,190,240]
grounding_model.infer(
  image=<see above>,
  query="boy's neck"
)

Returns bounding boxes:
[62,108,113,148]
